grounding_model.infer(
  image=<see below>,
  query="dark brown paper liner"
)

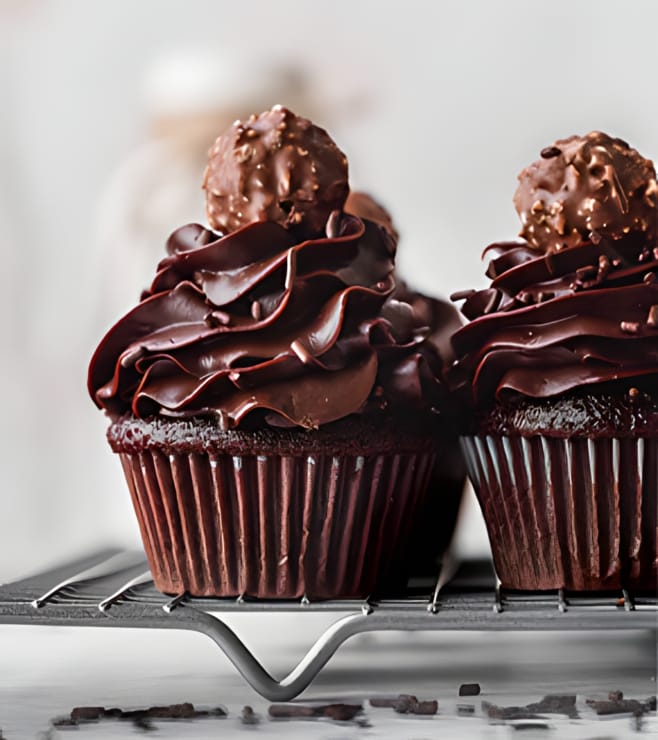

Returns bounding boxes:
[461,435,658,592]
[118,450,435,598]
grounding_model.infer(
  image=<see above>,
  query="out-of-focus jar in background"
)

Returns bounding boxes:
[91,48,329,320]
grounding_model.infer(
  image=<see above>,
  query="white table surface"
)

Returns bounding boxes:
[1,614,655,739]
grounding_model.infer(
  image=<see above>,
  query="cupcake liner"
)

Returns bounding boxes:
[392,440,466,580]
[461,435,657,592]
[118,449,435,599]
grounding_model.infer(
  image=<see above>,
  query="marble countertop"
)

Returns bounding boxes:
[1,615,655,739]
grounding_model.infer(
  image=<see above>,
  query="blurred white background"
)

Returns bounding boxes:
[1,0,657,580]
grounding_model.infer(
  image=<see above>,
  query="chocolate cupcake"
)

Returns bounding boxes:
[451,131,658,592]
[88,106,461,599]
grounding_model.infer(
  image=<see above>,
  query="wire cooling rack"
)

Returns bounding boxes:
[0,548,655,700]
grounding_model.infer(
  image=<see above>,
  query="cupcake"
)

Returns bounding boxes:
[451,131,658,592]
[88,106,462,599]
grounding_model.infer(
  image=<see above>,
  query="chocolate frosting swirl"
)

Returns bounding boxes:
[88,212,447,429]
[450,232,658,407]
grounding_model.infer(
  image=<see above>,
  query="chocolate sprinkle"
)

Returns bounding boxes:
[620,320,640,334]
[540,146,561,159]
[647,305,658,327]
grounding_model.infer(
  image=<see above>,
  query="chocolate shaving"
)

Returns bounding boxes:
[394,695,437,715]
[484,694,578,721]
[322,704,364,721]
[483,701,544,721]
[241,705,259,725]
[369,696,404,708]
[526,695,578,718]
[459,683,481,696]
[370,694,437,715]
[269,705,316,718]
[269,703,362,721]
[71,706,105,721]
[51,703,226,731]
[586,696,652,715]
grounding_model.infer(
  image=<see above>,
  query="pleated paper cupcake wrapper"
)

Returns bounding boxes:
[461,435,657,592]
[118,450,435,599]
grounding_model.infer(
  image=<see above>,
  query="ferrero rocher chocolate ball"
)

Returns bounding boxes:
[513,131,657,252]
[203,105,349,238]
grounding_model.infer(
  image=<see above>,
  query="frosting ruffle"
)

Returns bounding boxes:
[89,212,445,429]
[451,233,658,406]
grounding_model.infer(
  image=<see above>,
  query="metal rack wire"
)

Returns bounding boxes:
[1,548,656,700]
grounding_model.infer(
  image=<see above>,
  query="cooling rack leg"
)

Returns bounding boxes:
[169,605,394,701]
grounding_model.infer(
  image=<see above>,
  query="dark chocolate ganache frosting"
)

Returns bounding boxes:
[451,131,658,410]
[88,211,447,429]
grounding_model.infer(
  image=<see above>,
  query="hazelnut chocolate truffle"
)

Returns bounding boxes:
[89,106,462,598]
[203,105,349,239]
[514,131,657,252]
[451,131,658,592]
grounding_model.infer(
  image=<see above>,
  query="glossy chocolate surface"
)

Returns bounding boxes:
[89,212,456,428]
[514,131,657,253]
